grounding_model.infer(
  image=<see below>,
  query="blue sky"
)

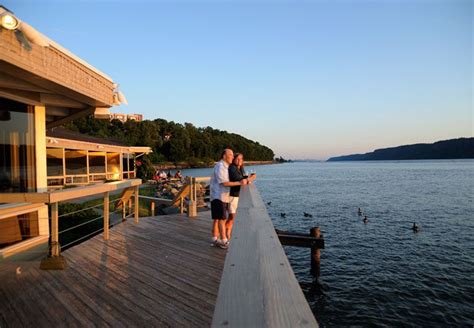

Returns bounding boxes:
[5,0,472,159]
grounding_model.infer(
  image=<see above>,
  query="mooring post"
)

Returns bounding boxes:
[310,227,321,277]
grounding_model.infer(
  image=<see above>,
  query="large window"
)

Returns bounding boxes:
[65,149,88,184]
[47,148,64,176]
[47,148,64,187]
[107,153,120,180]
[89,151,106,182]
[0,98,36,193]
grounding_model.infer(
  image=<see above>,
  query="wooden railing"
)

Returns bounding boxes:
[212,184,319,327]
[141,176,211,217]
[0,179,143,269]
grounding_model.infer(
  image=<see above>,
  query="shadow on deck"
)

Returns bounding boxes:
[0,211,225,327]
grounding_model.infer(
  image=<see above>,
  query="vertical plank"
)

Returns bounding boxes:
[134,186,139,224]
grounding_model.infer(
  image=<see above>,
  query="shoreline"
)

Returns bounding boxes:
[152,160,276,170]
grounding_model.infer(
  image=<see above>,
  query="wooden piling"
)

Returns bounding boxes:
[310,227,321,277]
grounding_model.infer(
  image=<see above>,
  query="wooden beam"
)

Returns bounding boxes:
[0,72,51,93]
[0,87,42,105]
[46,107,95,129]
[276,233,325,249]
[45,106,70,117]
[40,93,86,109]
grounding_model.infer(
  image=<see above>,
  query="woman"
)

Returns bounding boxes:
[227,153,256,240]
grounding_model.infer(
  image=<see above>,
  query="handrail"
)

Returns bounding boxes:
[211,184,318,327]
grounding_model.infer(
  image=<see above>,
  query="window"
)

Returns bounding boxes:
[107,153,120,180]
[0,212,39,248]
[89,151,106,182]
[65,150,87,175]
[0,98,36,193]
[122,153,135,179]
[47,148,64,176]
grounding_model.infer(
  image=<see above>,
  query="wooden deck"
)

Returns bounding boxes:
[0,211,226,327]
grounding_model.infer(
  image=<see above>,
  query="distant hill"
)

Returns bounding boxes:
[327,138,474,162]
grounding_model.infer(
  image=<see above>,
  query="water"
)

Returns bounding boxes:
[183,160,474,327]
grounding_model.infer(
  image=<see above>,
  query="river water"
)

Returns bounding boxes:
[183,160,474,327]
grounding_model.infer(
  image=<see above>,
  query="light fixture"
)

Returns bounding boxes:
[0,13,19,30]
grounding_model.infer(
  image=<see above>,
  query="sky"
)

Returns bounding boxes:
[4,0,472,159]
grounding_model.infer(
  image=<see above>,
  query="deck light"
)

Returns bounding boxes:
[0,13,19,30]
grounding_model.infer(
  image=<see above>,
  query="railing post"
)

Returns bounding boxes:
[51,202,60,256]
[180,197,184,214]
[122,202,126,221]
[104,192,110,240]
[150,201,155,216]
[40,202,67,270]
[134,185,139,224]
[187,177,197,218]
[128,199,133,216]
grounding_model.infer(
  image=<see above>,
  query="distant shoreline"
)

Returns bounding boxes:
[327,137,473,162]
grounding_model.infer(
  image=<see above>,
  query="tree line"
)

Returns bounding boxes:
[64,116,275,165]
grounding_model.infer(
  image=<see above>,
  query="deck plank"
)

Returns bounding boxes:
[0,211,225,327]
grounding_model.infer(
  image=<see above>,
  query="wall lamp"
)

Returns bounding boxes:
[0,8,19,30]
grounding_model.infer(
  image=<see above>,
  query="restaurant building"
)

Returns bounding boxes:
[0,6,150,259]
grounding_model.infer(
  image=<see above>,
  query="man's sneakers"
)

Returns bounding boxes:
[217,240,229,249]
[211,239,229,249]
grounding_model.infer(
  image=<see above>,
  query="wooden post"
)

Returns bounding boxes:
[187,177,197,218]
[122,202,126,222]
[310,227,321,277]
[180,197,184,214]
[128,199,133,216]
[103,192,109,240]
[40,202,67,270]
[51,202,60,256]
[134,186,139,224]
[150,201,155,216]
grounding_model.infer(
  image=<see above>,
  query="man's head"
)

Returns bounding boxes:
[221,148,234,165]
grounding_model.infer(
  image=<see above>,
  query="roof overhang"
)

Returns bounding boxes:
[46,136,152,154]
[0,10,121,127]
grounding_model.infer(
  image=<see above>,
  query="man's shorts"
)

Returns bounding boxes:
[211,199,228,220]
[228,196,239,214]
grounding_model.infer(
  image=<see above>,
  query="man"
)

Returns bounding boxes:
[210,148,249,249]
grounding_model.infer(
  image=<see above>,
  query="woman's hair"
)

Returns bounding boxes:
[233,153,244,170]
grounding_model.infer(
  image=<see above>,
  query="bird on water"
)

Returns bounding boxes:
[412,222,420,232]
[363,216,368,224]
[303,212,313,218]
[280,213,286,218]
[358,208,363,216]
[267,202,272,205]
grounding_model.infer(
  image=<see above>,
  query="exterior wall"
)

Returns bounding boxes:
[0,29,115,106]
